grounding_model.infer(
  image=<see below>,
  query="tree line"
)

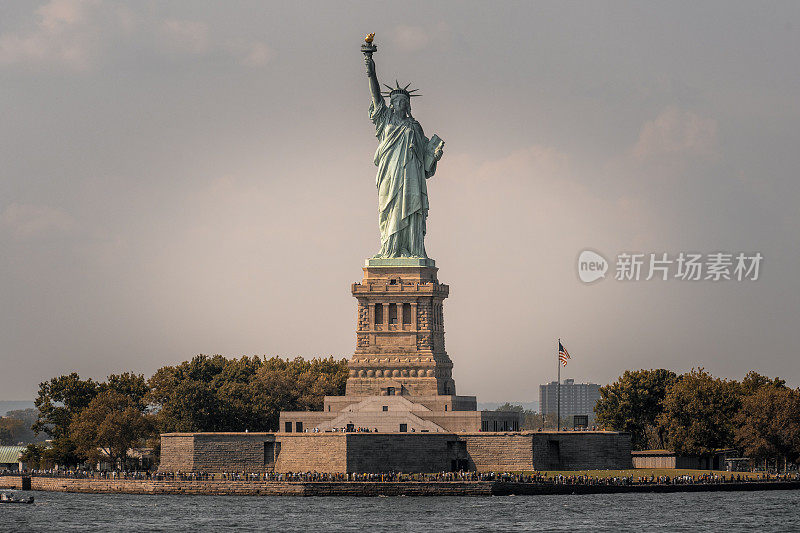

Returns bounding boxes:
[17,360,798,471]
[0,408,42,445]
[594,368,800,468]
[21,355,348,469]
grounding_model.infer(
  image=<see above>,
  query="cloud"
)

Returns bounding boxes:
[160,19,209,55]
[391,23,452,52]
[392,25,431,52]
[632,106,718,161]
[0,3,272,71]
[439,144,655,248]
[461,145,571,184]
[227,40,274,68]
[38,0,94,29]
[0,0,102,70]
[600,106,721,195]
[159,24,275,66]
[0,203,76,240]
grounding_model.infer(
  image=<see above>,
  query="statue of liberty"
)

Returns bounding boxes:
[362,34,444,259]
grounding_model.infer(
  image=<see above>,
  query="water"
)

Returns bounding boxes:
[3,490,799,532]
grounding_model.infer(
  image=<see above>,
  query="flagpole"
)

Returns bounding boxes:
[557,338,561,432]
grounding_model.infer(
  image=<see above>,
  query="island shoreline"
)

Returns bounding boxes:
[2,476,799,497]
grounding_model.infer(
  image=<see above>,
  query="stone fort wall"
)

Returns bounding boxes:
[275,434,348,473]
[160,434,194,472]
[346,433,453,472]
[160,431,631,473]
[533,432,633,471]
[194,433,276,473]
[462,434,535,472]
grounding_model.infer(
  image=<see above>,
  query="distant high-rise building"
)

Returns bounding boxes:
[539,379,601,423]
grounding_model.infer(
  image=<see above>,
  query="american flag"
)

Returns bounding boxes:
[558,340,571,367]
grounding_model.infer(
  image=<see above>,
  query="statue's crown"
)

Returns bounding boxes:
[382,80,421,99]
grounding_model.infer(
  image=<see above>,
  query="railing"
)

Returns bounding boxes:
[353,282,448,294]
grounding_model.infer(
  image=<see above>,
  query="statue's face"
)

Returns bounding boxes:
[391,94,410,115]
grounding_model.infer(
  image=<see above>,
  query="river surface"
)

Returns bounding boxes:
[3,489,799,532]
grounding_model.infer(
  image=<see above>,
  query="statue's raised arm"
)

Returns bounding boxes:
[362,33,383,107]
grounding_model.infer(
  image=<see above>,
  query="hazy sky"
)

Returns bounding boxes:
[2,1,799,401]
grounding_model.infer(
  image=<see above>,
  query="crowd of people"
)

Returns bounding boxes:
[2,469,798,485]
[321,427,377,433]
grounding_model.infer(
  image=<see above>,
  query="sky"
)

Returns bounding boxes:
[1,1,799,401]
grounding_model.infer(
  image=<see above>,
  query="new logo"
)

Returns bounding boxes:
[578,250,608,283]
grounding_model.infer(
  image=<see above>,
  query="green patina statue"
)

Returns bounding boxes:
[362,34,445,259]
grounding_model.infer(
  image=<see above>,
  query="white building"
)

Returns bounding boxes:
[539,379,601,424]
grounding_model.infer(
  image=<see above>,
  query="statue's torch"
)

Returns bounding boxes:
[361,33,377,57]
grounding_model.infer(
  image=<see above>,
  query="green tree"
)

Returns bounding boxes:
[739,371,786,395]
[19,443,48,470]
[657,368,741,455]
[735,385,800,470]
[252,356,348,430]
[4,408,43,444]
[33,373,99,438]
[0,417,25,445]
[495,403,524,412]
[31,355,350,462]
[148,355,248,433]
[104,372,149,411]
[215,356,271,432]
[147,355,349,434]
[32,373,99,465]
[594,369,677,450]
[69,390,154,468]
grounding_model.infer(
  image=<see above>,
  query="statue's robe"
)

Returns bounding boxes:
[370,99,439,258]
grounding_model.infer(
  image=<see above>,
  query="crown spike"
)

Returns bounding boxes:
[381,81,421,99]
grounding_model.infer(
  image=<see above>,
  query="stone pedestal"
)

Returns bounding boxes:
[346,258,455,396]
[279,257,520,435]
